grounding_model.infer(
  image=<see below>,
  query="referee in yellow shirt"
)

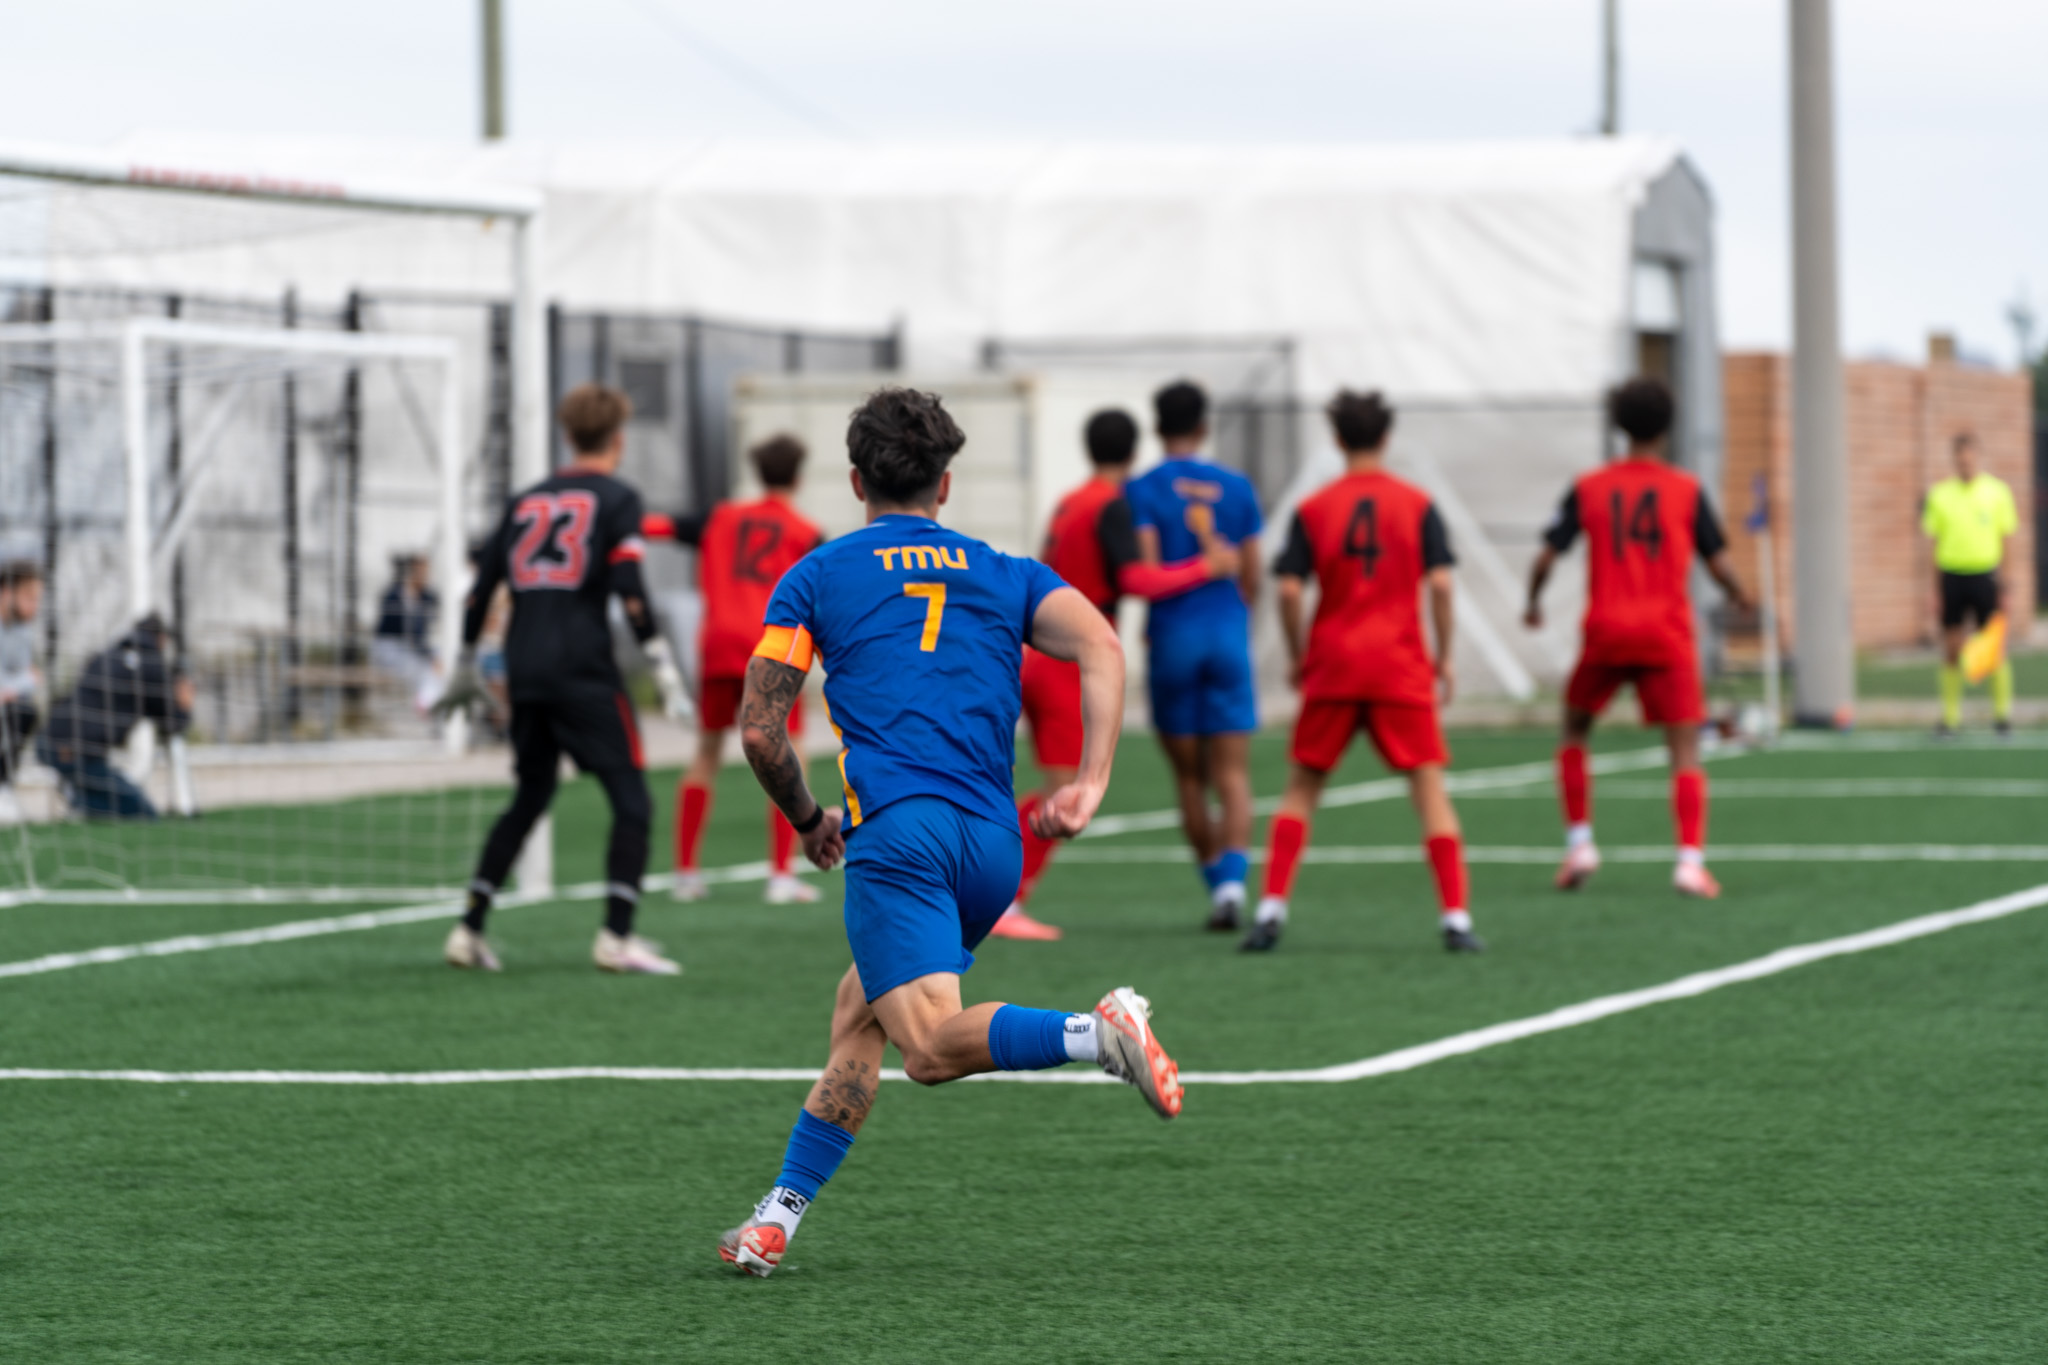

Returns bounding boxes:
[1922,431,2019,736]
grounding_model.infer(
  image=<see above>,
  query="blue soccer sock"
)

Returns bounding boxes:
[760,1109,856,1235]
[1203,848,1249,892]
[987,1004,1094,1070]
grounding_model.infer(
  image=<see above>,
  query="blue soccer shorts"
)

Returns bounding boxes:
[842,795,1023,1002]
[1147,622,1258,737]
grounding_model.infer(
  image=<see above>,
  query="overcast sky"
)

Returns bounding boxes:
[3,0,2042,365]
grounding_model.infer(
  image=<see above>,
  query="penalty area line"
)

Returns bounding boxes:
[6,880,2044,1088]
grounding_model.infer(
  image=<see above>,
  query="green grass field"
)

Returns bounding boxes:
[4,727,2046,1362]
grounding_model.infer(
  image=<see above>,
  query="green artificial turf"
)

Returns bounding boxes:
[3,729,2046,1361]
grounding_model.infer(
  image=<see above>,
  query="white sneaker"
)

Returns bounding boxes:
[764,873,821,905]
[1554,842,1601,891]
[443,923,502,972]
[593,928,682,975]
[672,870,708,903]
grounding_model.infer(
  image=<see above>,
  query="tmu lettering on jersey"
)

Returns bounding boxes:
[509,490,597,589]
[873,546,969,571]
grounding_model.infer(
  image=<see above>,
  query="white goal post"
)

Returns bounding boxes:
[0,139,549,489]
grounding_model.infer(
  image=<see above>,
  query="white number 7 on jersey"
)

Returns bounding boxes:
[903,583,947,651]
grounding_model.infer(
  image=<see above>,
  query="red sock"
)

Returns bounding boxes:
[1426,834,1468,914]
[677,782,711,872]
[1558,744,1591,826]
[1673,768,1707,850]
[769,804,797,875]
[1014,795,1058,905]
[1263,814,1309,900]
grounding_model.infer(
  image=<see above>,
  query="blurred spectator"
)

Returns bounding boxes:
[36,614,192,820]
[372,554,440,704]
[0,560,43,817]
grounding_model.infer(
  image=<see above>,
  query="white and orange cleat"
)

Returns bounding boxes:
[988,903,1063,941]
[443,923,502,972]
[764,873,821,905]
[1673,859,1722,900]
[717,1219,789,1278]
[593,929,682,975]
[1554,842,1601,891]
[1093,986,1182,1119]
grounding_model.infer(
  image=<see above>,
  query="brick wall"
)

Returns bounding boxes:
[1721,352,2035,653]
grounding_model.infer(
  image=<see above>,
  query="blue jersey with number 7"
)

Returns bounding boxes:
[755,513,1068,832]
[1123,457,1263,637]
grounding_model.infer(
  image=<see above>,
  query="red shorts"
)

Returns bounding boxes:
[1019,647,1084,769]
[1565,656,1704,726]
[1290,698,1448,774]
[699,676,804,734]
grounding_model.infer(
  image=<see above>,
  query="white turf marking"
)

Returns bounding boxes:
[6,880,2044,1089]
[1457,778,2048,800]
[1079,744,1686,838]
[1057,844,2048,866]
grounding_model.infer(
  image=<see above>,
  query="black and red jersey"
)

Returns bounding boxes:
[1039,476,1146,614]
[466,468,648,699]
[1542,457,1727,666]
[1275,469,1453,706]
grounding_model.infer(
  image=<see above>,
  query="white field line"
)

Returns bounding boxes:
[1079,744,1686,838]
[1056,844,2048,866]
[0,864,786,981]
[1773,730,2048,752]
[7,880,2044,1088]
[1456,778,2048,800]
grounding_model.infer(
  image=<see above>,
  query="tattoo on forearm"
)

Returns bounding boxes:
[806,1058,877,1132]
[742,657,814,823]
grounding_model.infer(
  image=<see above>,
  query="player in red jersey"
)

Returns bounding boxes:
[1524,378,1751,899]
[645,435,825,904]
[1247,390,1483,953]
[996,409,1241,940]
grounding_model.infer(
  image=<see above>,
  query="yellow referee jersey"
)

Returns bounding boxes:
[1922,474,2017,574]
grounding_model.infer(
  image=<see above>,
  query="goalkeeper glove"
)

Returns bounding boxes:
[431,647,493,722]
[644,638,695,721]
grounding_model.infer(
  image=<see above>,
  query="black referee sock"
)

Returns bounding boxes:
[462,882,494,933]
[604,884,639,938]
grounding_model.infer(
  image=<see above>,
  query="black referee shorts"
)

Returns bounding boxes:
[509,687,645,783]
[1938,571,2001,631]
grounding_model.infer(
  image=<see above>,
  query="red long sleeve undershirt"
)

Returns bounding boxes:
[1115,556,1213,602]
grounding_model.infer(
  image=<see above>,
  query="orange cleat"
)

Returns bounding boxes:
[1673,860,1722,900]
[1554,842,1601,891]
[1093,986,1183,1119]
[718,1220,789,1278]
[988,904,1063,941]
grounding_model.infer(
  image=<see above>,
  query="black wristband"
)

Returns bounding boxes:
[792,804,825,835]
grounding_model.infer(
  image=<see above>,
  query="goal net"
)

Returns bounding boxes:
[0,147,548,906]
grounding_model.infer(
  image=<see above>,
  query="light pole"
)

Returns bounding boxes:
[1600,0,1620,136]
[1789,0,1854,727]
[481,0,506,141]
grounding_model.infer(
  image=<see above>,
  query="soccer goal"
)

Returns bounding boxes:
[0,145,552,906]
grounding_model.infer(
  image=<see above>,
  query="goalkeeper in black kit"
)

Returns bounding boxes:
[437,383,692,975]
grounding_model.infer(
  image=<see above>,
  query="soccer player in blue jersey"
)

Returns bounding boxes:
[717,387,1184,1278]
[1122,380,1265,931]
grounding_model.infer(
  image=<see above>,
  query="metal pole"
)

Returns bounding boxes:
[37,286,59,669]
[513,216,548,486]
[165,295,186,653]
[1788,0,1855,726]
[281,288,302,730]
[436,351,470,756]
[120,320,152,623]
[480,0,506,141]
[341,292,364,651]
[1600,0,1620,136]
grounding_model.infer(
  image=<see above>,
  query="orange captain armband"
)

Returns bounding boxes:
[752,624,816,673]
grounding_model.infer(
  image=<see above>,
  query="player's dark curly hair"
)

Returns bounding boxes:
[750,433,807,489]
[846,387,966,504]
[1608,377,1675,445]
[1327,389,1394,453]
[1153,380,1208,440]
[1084,409,1139,466]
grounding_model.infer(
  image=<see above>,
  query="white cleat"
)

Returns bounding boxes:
[593,929,682,975]
[763,873,821,905]
[671,870,708,903]
[443,923,502,972]
[1554,842,1601,891]
[1093,986,1184,1119]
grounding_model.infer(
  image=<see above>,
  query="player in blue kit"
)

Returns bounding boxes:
[718,387,1184,1278]
[1122,380,1264,931]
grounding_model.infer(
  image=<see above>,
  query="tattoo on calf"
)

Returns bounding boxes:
[808,1058,877,1131]
[742,657,813,823]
